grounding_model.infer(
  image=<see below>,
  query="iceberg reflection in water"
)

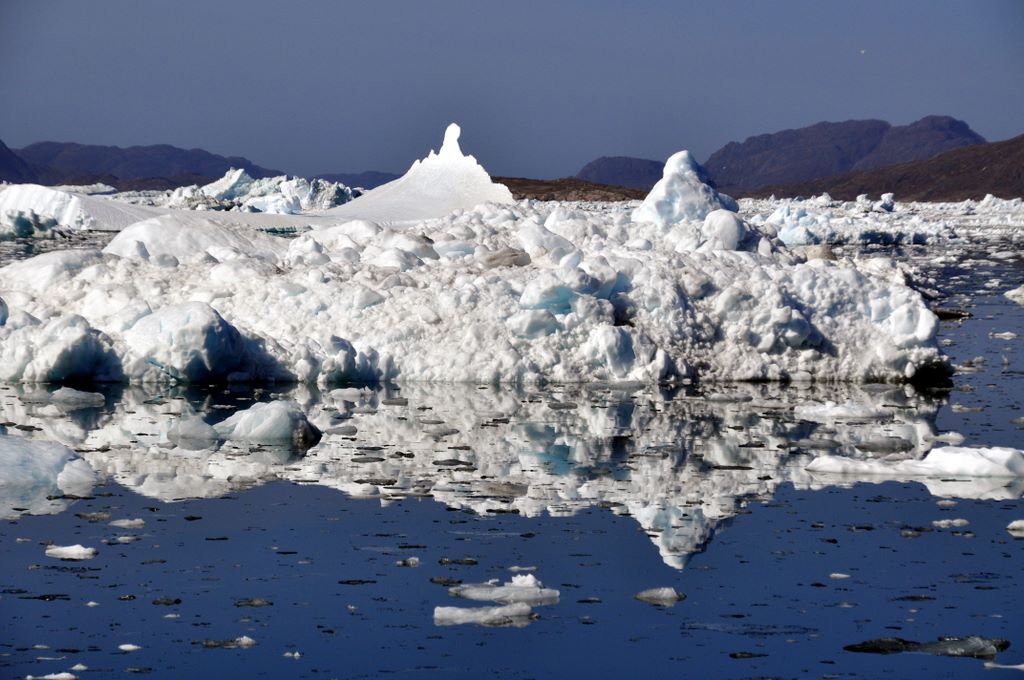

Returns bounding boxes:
[2,379,992,569]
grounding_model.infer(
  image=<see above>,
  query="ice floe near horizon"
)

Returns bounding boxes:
[0,124,951,387]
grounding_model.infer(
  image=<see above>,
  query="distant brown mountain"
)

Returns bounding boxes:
[743,133,1024,202]
[16,141,283,185]
[705,116,984,192]
[0,139,37,183]
[496,177,645,202]
[575,156,665,190]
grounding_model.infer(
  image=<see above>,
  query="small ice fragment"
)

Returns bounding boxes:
[396,556,419,567]
[829,573,851,580]
[283,651,302,659]
[233,636,257,648]
[433,602,533,627]
[508,565,537,573]
[990,331,1018,340]
[45,545,97,560]
[1007,520,1024,536]
[25,673,78,680]
[109,518,145,529]
[70,664,88,671]
[634,587,686,606]
[932,518,969,529]
[85,601,99,607]
[936,500,958,508]
[118,643,141,652]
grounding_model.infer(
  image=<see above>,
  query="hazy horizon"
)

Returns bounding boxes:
[2,0,1022,179]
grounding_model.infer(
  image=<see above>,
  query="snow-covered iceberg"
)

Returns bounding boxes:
[324,123,514,223]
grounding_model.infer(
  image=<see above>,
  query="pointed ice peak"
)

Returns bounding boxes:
[439,123,462,157]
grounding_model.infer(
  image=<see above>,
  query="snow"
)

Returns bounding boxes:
[324,123,514,224]
[45,544,97,560]
[807,446,1024,478]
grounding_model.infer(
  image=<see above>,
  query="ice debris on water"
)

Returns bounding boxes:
[45,544,97,560]
[1007,520,1024,537]
[117,643,141,652]
[844,635,1010,659]
[634,587,686,606]
[433,602,534,627]
[448,573,560,605]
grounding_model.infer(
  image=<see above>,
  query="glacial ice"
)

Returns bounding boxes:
[324,123,515,224]
[0,124,964,387]
[45,543,98,560]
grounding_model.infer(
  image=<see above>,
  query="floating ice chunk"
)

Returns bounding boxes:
[1007,519,1024,536]
[634,587,686,606]
[213,400,321,449]
[24,672,79,680]
[45,544,97,560]
[118,643,141,652]
[932,518,968,529]
[631,150,734,227]
[50,387,105,409]
[1006,285,1024,306]
[109,518,145,529]
[448,574,559,605]
[123,302,252,383]
[807,446,1024,478]
[433,602,533,627]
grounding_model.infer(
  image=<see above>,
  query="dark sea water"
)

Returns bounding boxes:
[1,238,1022,679]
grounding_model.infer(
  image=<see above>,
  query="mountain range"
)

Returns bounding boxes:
[744,132,1024,202]
[0,114,1016,201]
[572,116,986,192]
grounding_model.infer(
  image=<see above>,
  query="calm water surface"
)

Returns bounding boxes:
[1,237,1022,679]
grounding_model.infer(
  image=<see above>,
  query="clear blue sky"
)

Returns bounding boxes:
[2,0,1022,178]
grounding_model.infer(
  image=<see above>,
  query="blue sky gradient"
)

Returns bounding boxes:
[2,0,1021,177]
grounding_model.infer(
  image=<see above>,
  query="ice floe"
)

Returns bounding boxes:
[45,544,97,560]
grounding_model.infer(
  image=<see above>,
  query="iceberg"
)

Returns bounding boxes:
[0,183,162,237]
[324,123,514,224]
[0,127,950,387]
